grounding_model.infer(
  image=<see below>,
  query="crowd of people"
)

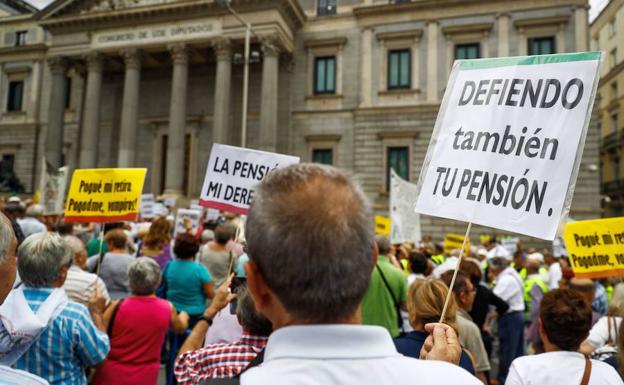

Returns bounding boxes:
[0,164,623,385]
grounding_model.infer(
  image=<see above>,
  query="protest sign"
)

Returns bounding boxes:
[444,233,471,255]
[153,202,169,217]
[40,161,68,215]
[390,170,421,244]
[564,217,624,279]
[415,53,601,240]
[164,196,177,208]
[199,144,300,215]
[205,208,220,222]
[501,237,519,255]
[174,209,202,236]
[64,168,147,223]
[140,193,155,218]
[375,215,391,237]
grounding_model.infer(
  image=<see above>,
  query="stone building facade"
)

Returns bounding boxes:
[592,0,624,217]
[0,0,601,242]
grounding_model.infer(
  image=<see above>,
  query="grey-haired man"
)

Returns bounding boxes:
[240,164,480,385]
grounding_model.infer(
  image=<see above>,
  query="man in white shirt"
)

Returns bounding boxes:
[0,214,49,384]
[16,204,47,239]
[487,246,525,385]
[61,235,110,306]
[506,289,621,385]
[238,164,480,385]
[545,251,562,289]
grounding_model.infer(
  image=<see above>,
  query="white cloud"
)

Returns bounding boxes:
[589,0,609,22]
[23,0,54,10]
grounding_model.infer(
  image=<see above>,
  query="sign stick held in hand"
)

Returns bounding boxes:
[439,222,472,323]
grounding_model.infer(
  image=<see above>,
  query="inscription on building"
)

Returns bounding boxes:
[92,19,220,48]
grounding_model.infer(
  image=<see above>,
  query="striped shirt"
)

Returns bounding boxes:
[174,332,267,384]
[62,266,111,306]
[14,288,110,385]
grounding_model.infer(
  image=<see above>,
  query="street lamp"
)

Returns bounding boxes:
[217,0,260,148]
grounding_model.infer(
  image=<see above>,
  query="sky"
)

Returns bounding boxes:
[22,0,612,20]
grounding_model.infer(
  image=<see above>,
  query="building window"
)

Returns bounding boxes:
[314,56,336,94]
[7,81,24,112]
[612,112,620,134]
[609,17,616,36]
[15,31,28,47]
[312,148,333,165]
[387,146,409,188]
[64,77,72,109]
[317,0,337,16]
[455,43,480,60]
[387,49,411,90]
[390,0,411,3]
[528,37,555,55]
[613,82,619,100]
[0,154,14,174]
[610,49,618,69]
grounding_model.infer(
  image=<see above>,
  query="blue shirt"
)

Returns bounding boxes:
[165,259,212,315]
[14,288,110,385]
[393,331,475,375]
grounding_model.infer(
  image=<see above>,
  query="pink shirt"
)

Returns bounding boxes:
[93,296,171,385]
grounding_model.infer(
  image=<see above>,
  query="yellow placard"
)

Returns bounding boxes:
[444,233,471,255]
[64,168,147,223]
[375,215,391,237]
[564,217,624,279]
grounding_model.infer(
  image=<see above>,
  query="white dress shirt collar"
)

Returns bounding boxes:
[264,324,399,362]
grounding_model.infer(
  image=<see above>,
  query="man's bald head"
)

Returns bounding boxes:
[246,164,374,323]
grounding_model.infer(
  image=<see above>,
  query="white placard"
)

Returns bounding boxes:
[390,170,422,244]
[415,53,601,240]
[501,237,519,255]
[199,144,300,215]
[140,193,155,218]
[174,209,202,236]
[205,208,220,222]
[40,162,68,216]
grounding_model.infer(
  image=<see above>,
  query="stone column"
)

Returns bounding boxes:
[79,52,104,168]
[574,6,589,52]
[360,27,373,107]
[45,57,68,169]
[259,38,280,152]
[118,49,142,167]
[165,44,188,195]
[426,21,438,102]
[212,38,232,145]
[497,13,510,57]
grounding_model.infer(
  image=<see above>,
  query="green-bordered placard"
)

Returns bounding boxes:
[459,52,602,71]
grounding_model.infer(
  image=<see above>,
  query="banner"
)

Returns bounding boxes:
[174,209,202,236]
[64,168,147,223]
[564,217,624,279]
[40,161,68,215]
[415,53,601,240]
[444,233,471,255]
[375,215,391,237]
[199,144,300,215]
[390,169,421,244]
[140,193,155,219]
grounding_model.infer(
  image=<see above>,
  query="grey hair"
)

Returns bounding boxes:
[128,257,161,295]
[0,214,15,264]
[246,163,374,323]
[26,204,43,217]
[18,232,72,288]
[375,234,391,255]
[236,285,272,336]
[487,256,509,271]
[63,235,85,259]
